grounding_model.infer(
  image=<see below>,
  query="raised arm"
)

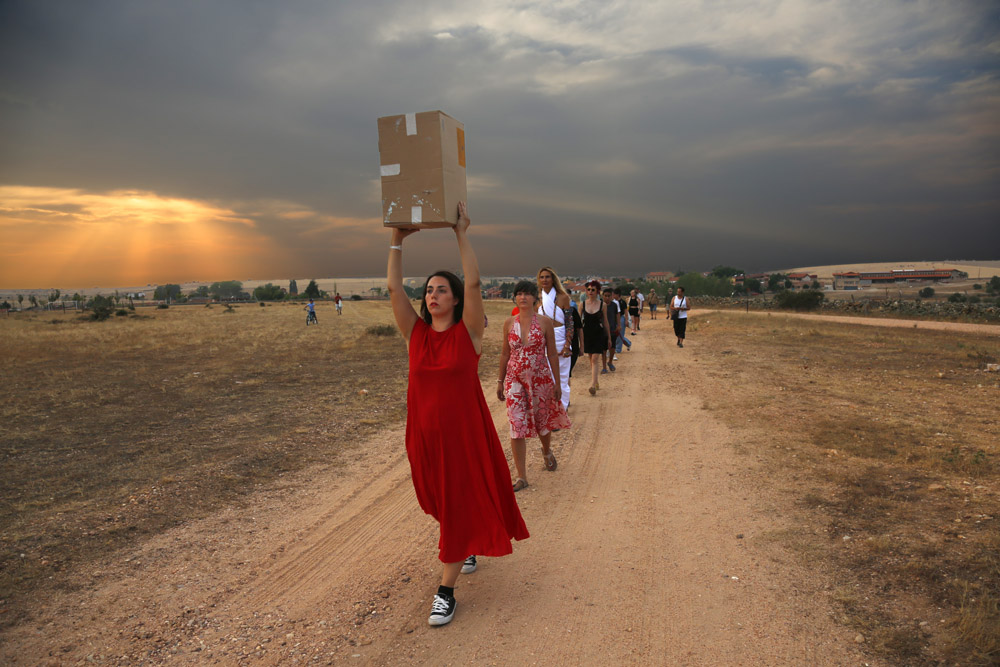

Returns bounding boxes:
[455,202,486,353]
[387,227,420,341]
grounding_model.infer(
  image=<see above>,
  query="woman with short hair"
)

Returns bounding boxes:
[498,280,570,492]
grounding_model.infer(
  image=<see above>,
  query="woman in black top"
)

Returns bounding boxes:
[628,290,640,335]
[579,280,611,396]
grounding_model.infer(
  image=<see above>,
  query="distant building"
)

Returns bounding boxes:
[858,268,966,284]
[786,272,819,289]
[833,268,965,290]
[645,271,673,283]
[832,272,862,290]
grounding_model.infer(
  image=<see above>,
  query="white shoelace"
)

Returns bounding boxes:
[431,594,451,615]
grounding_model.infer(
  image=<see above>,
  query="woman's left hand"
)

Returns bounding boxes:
[455,201,471,233]
[553,386,562,402]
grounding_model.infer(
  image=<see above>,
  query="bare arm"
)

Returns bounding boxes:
[387,228,420,341]
[455,202,485,354]
[601,304,612,348]
[557,293,573,358]
[543,320,562,402]
[497,317,512,400]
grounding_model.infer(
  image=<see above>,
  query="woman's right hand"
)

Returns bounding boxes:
[391,227,419,245]
[496,386,505,401]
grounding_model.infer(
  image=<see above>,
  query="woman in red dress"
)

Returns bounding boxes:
[387,202,529,627]
[497,281,571,491]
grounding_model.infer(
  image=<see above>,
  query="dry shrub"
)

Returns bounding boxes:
[692,312,999,666]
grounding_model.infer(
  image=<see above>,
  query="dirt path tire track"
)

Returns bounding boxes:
[2,319,872,666]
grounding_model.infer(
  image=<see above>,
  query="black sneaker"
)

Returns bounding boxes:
[428,592,456,626]
[461,555,477,574]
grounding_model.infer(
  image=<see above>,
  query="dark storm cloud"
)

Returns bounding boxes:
[1,0,997,285]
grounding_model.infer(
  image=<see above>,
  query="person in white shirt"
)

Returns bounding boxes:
[636,291,644,331]
[669,287,690,347]
[536,266,574,409]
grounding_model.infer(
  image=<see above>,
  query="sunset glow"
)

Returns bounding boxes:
[0,186,380,288]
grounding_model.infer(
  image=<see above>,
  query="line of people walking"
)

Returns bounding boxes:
[385,201,689,628]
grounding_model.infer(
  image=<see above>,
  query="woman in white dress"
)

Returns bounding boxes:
[536,267,573,409]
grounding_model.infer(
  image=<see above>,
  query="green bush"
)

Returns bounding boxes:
[775,290,825,311]
[351,294,363,301]
[157,303,169,309]
[253,283,284,301]
[948,293,967,303]
[918,287,935,298]
[366,324,398,337]
[86,295,115,321]
[115,309,129,317]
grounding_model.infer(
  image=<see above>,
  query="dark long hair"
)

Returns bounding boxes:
[420,270,464,324]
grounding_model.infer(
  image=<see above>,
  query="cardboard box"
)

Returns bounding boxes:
[377,110,466,228]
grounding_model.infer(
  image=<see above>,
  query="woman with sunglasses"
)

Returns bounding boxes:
[579,280,612,396]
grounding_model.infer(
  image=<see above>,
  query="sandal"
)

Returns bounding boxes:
[543,452,557,472]
[512,478,529,492]
[589,385,596,396]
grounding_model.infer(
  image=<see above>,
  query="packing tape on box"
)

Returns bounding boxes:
[411,206,422,223]
[380,164,400,177]
[405,113,417,136]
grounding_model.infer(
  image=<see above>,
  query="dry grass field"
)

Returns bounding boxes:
[1,302,997,664]
[688,312,999,664]
[0,300,514,629]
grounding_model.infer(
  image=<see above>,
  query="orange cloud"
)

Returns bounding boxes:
[0,186,293,287]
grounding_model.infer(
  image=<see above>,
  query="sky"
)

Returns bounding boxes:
[1,0,998,288]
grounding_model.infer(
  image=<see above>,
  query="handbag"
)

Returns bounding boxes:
[671,296,683,320]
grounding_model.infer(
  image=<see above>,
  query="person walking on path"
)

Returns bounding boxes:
[536,267,574,410]
[636,290,644,330]
[387,201,529,628]
[603,288,620,372]
[670,286,690,347]
[647,289,659,319]
[498,281,570,493]
[334,292,342,315]
[568,296,584,379]
[580,281,612,396]
[614,287,631,353]
[628,289,640,335]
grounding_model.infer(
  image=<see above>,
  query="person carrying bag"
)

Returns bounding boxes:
[670,287,689,348]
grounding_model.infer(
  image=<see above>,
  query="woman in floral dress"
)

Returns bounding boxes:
[497,280,571,491]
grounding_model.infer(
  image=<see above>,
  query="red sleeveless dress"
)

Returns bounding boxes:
[406,318,529,562]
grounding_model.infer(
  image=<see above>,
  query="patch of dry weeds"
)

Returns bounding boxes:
[693,313,999,666]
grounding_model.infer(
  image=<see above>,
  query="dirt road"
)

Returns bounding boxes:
[701,308,1000,336]
[3,318,872,665]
